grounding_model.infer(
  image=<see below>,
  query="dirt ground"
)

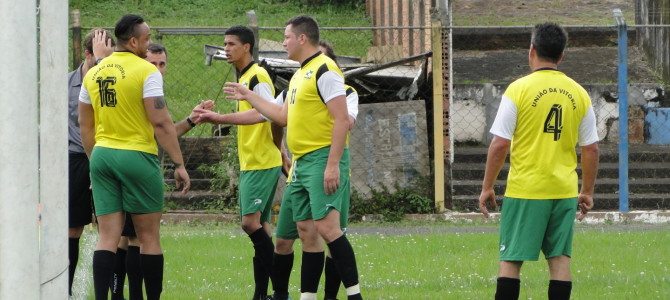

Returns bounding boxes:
[449,1,659,84]
[452,0,635,25]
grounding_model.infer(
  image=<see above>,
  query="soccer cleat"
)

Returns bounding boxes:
[267,295,292,300]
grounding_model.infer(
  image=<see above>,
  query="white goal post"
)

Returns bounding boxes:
[0,0,69,298]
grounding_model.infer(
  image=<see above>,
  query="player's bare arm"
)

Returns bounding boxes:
[223,82,287,126]
[577,142,599,221]
[193,107,265,125]
[78,102,96,158]
[174,100,215,136]
[479,135,510,218]
[143,96,190,194]
[324,95,349,195]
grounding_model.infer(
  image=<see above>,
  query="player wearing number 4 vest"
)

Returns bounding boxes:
[192,25,289,300]
[478,22,599,300]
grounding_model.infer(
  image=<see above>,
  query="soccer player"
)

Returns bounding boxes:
[193,25,285,300]
[79,14,190,300]
[222,15,363,300]
[110,42,214,300]
[68,28,115,297]
[271,40,359,300]
[478,22,599,300]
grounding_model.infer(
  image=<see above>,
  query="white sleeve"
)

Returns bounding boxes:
[489,95,517,140]
[143,72,164,98]
[317,71,346,103]
[346,90,359,119]
[78,86,91,104]
[274,91,286,105]
[578,106,599,146]
[255,82,275,122]
[254,82,274,102]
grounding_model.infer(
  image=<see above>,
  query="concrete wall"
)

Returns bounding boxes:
[636,0,670,83]
[452,83,667,145]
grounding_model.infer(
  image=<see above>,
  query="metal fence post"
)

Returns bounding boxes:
[247,10,259,62]
[71,9,82,70]
[431,16,445,212]
[613,9,629,212]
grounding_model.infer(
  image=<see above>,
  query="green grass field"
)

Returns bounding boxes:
[72,222,670,299]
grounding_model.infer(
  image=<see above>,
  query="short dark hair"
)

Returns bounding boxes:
[84,28,115,54]
[318,40,337,65]
[224,25,255,55]
[114,14,145,44]
[286,15,319,46]
[148,43,168,59]
[531,22,568,63]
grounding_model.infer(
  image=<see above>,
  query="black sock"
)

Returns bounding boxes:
[249,228,274,298]
[253,256,269,299]
[496,277,521,300]
[301,251,324,294]
[324,256,341,299]
[271,252,294,298]
[93,250,116,300]
[548,280,572,300]
[110,248,127,300]
[140,254,164,300]
[327,235,360,295]
[126,246,143,300]
[68,237,80,296]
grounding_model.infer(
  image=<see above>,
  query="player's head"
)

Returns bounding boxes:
[530,22,567,64]
[283,15,319,60]
[146,43,168,76]
[224,25,255,65]
[114,14,151,58]
[318,40,337,65]
[83,28,115,58]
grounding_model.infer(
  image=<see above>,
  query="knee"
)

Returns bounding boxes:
[241,215,261,234]
[68,227,84,238]
[275,238,295,254]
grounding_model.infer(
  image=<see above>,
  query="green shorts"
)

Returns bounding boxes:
[239,166,280,223]
[499,197,578,261]
[89,147,164,216]
[275,147,350,239]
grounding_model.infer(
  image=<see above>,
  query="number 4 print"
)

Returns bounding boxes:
[544,104,563,141]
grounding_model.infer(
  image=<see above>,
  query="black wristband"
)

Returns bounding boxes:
[186,117,196,127]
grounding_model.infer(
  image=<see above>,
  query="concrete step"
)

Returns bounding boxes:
[163,190,234,207]
[453,145,670,164]
[453,162,670,180]
[165,179,213,191]
[162,169,213,180]
[452,178,670,195]
[452,193,670,212]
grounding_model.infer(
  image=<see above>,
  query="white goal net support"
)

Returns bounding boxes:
[0,0,69,299]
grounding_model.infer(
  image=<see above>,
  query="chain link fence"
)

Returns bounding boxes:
[71,24,435,210]
[450,24,670,211]
[71,19,670,212]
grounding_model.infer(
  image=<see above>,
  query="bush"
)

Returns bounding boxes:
[350,176,435,222]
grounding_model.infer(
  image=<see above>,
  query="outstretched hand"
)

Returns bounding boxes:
[191,108,219,125]
[188,100,215,120]
[223,82,253,101]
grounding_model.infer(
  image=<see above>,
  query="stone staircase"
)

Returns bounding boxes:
[161,137,234,208]
[452,144,670,211]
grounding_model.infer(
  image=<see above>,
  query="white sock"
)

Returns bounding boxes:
[346,284,361,295]
[300,292,317,300]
